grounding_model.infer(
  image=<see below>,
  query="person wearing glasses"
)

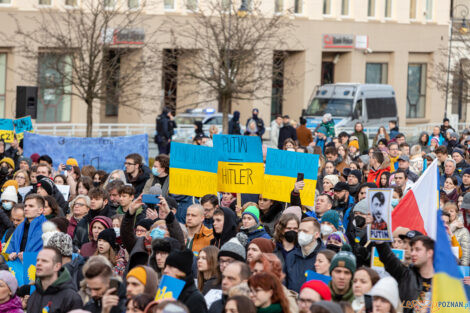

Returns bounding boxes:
[297,280,332,313]
[124,153,150,197]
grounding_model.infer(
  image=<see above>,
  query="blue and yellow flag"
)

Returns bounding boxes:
[432,209,468,312]
[0,119,14,143]
[14,116,34,141]
[213,135,264,194]
[155,275,186,301]
[263,149,319,206]
[169,142,218,197]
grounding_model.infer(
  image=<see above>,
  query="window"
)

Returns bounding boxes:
[294,0,302,14]
[104,0,115,8]
[37,53,72,122]
[186,0,197,10]
[65,0,77,6]
[425,0,433,20]
[38,0,51,5]
[274,0,283,13]
[164,0,175,10]
[323,0,331,15]
[406,64,427,118]
[384,0,392,18]
[409,0,416,19]
[366,63,388,84]
[128,0,139,9]
[0,54,6,118]
[341,0,349,16]
[367,0,375,17]
[104,50,120,116]
[366,98,397,119]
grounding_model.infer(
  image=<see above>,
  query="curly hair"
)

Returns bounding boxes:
[273,213,299,244]
[249,253,285,282]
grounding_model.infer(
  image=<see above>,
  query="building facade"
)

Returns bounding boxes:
[0,0,450,128]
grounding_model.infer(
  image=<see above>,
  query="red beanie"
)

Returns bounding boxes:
[300,280,332,301]
[250,238,275,253]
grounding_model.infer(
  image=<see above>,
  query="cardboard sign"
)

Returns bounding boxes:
[0,119,14,143]
[14,116,34,140]
[155,275,186,301]
[368,188,393,242]
[214,135,264,194]
[56,184,70,201]
[371,247,404,278]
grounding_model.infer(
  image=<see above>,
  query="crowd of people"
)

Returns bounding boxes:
[0,114,468,313]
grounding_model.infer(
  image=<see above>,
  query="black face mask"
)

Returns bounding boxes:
[0,167,8,176]
[354,215,366,228]
[93,181,100,187]
[284,230,297,243]
[326,244,341,253]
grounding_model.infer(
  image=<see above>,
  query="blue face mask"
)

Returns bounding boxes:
[152,168,160,177]
[2,202,12,211]
[391,198,399,208]
[150,227,165,239]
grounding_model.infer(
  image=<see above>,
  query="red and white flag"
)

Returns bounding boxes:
[391,160,439,239]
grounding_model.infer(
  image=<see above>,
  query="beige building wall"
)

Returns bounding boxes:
[0,0,452,128]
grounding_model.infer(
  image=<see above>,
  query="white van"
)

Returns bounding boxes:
[302,83,398,130]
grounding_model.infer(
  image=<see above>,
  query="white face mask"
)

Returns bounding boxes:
[113,227,120,237]
[298,231,314,246]
[321,224,334,237]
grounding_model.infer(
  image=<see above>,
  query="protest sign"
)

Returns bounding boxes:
[0,119,15,143]
[56,184,70,201]
[368,188,393,242]
[263,149,319,206]
[19,186,33,200]
[371,247,404,278]
[14,116,34,140]
[155,275,186,301]
[169,142,218,197]
[23,133,148,172]
[213,135,264,194]
[305,270,332,285]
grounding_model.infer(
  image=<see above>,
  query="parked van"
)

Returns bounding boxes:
[302,83,398,131]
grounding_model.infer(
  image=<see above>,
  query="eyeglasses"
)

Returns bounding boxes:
[16,176,25,180]
[74,202,86,207]
[124,162,136,166]
[298,298,314,305]
[135,229,147,234]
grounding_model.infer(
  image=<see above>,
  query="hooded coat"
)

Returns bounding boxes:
[73,204,116,250]
[0,296,23,313]
[210,207,238,248]
[79,216,112,257]
[278,124,298,149]
[27,267,83,313]
[228,111,241,135]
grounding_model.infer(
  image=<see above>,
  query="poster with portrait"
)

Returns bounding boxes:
[367,188,393,242]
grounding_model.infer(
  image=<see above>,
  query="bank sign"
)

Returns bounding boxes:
[323,34,354,49]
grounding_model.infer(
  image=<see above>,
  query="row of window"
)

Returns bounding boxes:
[0,0,435,19]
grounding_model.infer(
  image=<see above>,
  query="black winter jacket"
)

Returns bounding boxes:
[178,275,208,313]
[125,166,151,197]
[72,205,116,250]
[27,267,83,313]
[278,125,297,149]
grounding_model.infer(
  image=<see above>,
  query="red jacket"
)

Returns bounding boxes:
[367,166,390,187]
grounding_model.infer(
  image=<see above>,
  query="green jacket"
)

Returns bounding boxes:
[329,281,355,303]
[117,206,144,225]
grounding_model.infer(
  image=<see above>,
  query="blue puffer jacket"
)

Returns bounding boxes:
[246,226,271,243]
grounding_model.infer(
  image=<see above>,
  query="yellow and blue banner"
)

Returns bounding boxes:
[431,209,468,312]
[263,149,319,206]
[14,116,34,141]
[0,119,14,143]
[155,275,186,300]
[213,135,264,194]
[169,142,218,197]
[6,252,37,285]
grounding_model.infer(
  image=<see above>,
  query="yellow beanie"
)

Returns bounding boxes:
[349,140,359,150]
[66,158,79,167]
[126,266,147,286]
[2,180,18,192]
[0,158,14,170]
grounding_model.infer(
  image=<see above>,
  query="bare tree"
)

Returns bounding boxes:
[166,0,296,133]
[7,1,162,136]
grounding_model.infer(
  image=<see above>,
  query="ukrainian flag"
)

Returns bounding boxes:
[169,142,218,197]
[263,149,319,206]
[432,209,468,312]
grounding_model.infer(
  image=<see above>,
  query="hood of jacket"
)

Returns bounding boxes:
[35,267,74,295]
[232,111,240,122]
[88,216,112,241]
[0,295,23,312]
[212,207,237,247]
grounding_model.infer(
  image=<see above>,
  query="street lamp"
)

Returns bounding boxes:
[445,4,469,118]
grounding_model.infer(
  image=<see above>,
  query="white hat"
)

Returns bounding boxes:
[367,276,399,310]
[1,186,17,204]
[323,175,339,187]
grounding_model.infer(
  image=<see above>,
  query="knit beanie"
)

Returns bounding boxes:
[66,158,79,167]
[300,280,332,301]
[46,232,73,257]
[89,216,112,240]
[2,180,18,193]
[0,270,18,294]
[348,169,362,183]
[136,219,154,231]
[367,276,400,310]
[453,148,465,157]
[352,199,369,215]
[349,140,359,150]
[126,265,159,298]
[98,228,117,251]
[317,126,328,136]
[242,206,260,224]
[250,238,275,253]
[310,301,343,313]
[218,237,246,262]
[165,249,194,276]
[1,186,18,204]
[37,177,54,196]
[329,250,356,275]
[19,156,32,168]
[30,153,40,163]
[0,157,14,170]
[282,206,302,222]
[321,210,340,230]
[323,175,339,187]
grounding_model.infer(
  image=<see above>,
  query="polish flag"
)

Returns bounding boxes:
[391,159,439,239]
